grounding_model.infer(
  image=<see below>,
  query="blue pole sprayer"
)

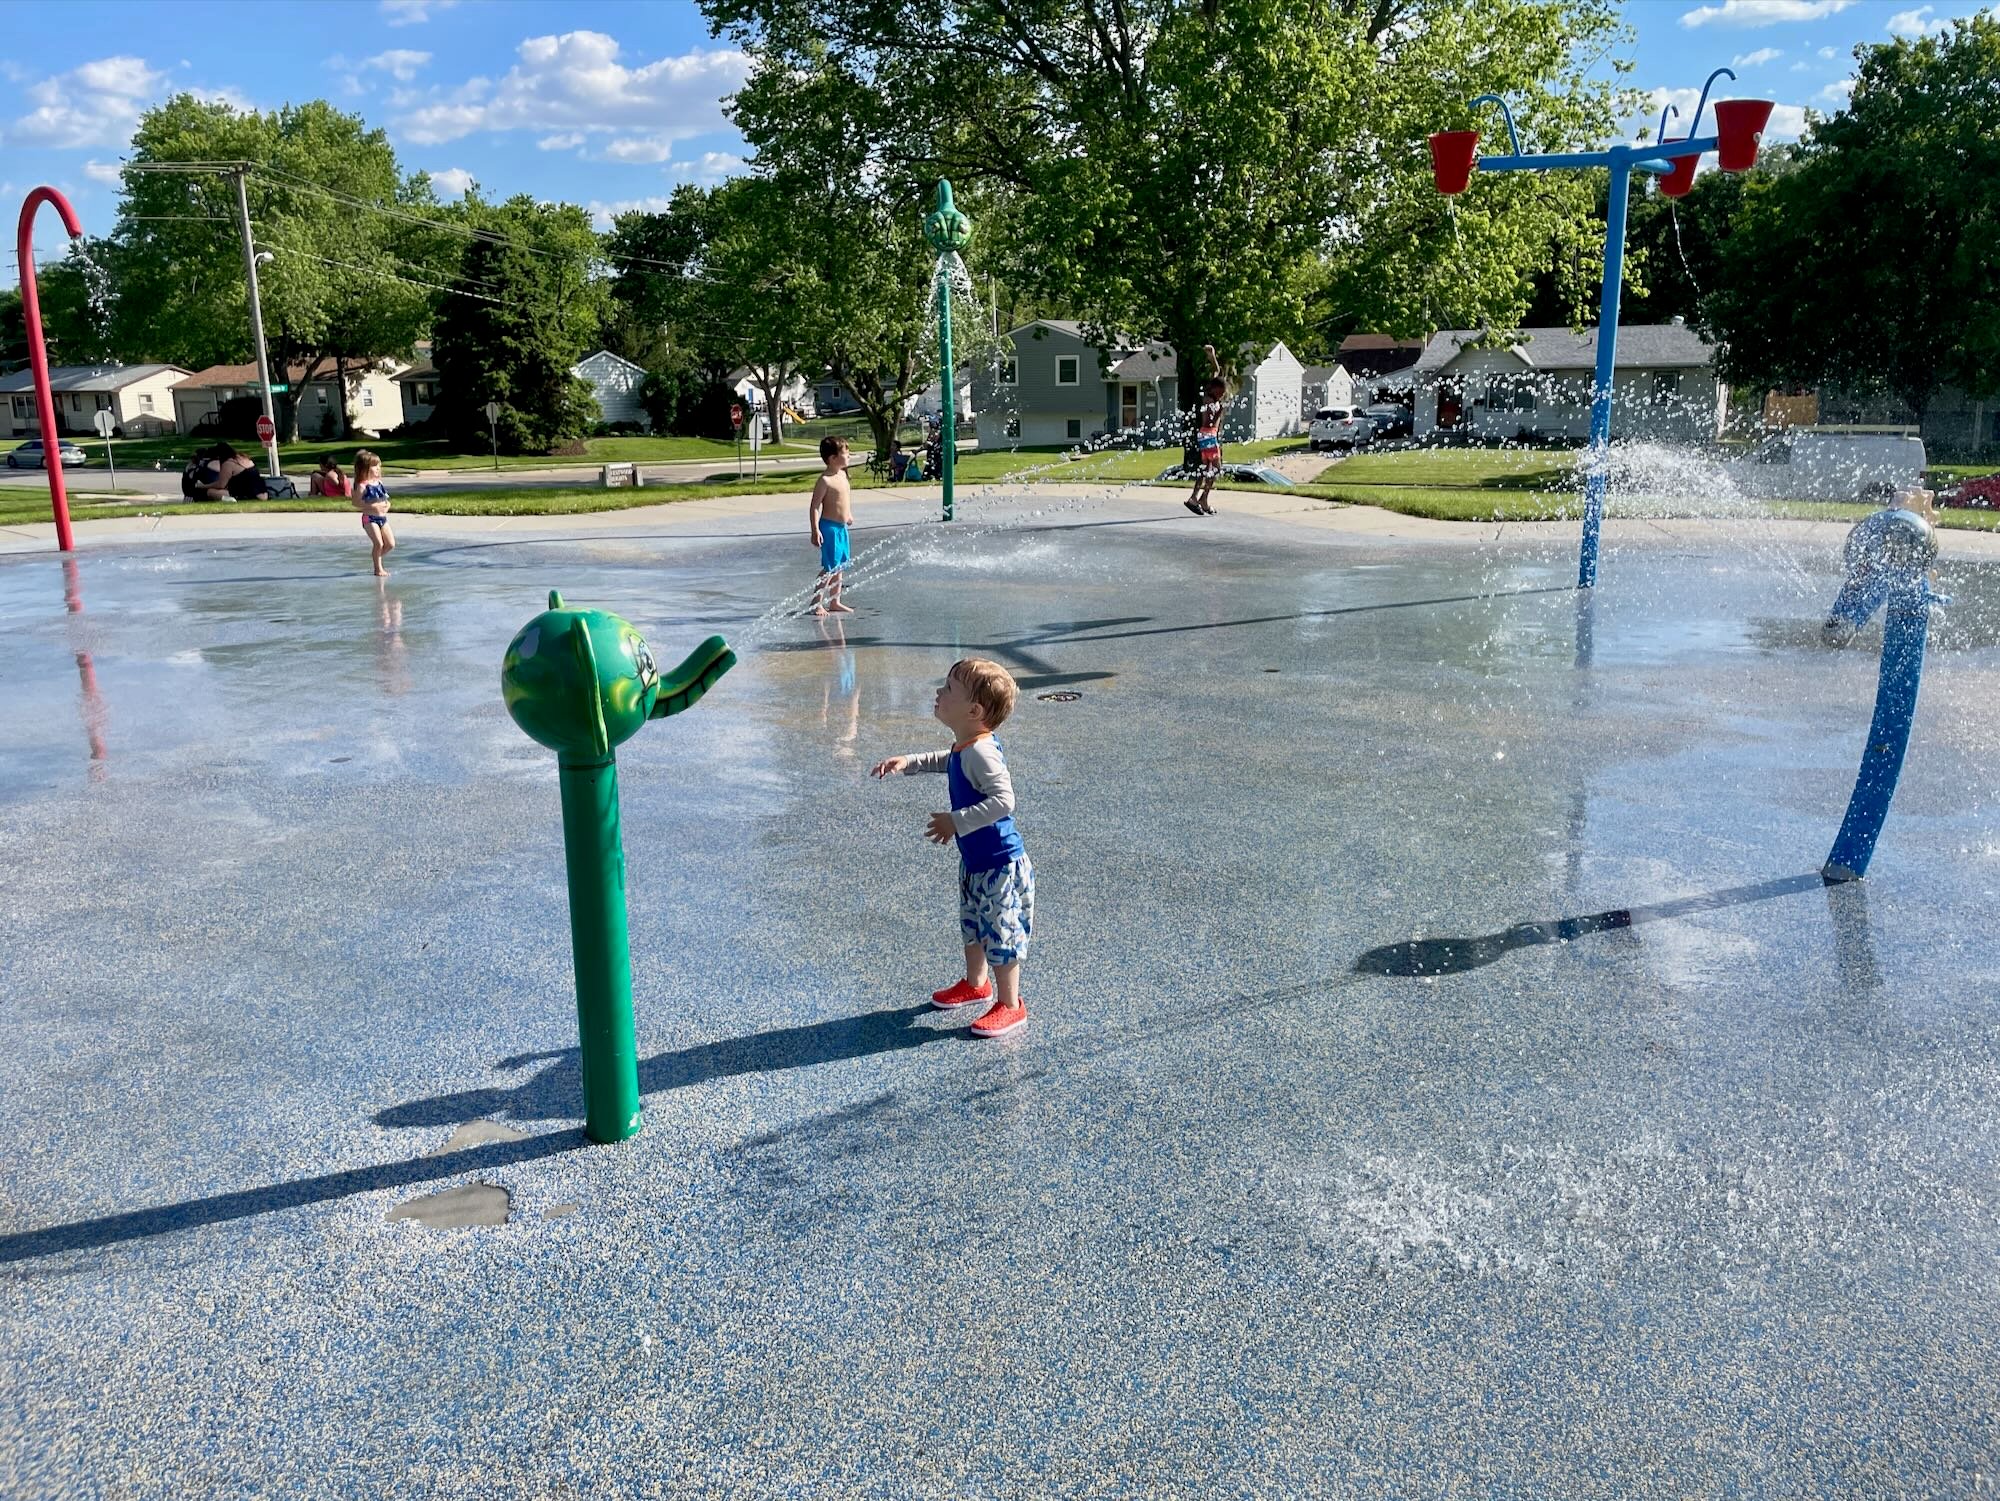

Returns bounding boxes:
[1428,73,1773,589]
[1821,507,1942,883]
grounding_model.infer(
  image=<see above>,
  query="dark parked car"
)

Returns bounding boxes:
[1362,404,1413,440]
[5,438,88,469]
[1156,461,1295,486]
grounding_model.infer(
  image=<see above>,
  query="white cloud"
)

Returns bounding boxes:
[537,132,585,150]
[382,0,457,25]
[1766,103,1810,137]
[666,151,746,184]
[1634,86,1811,144]
[1681,0,1855,27]
[1817,76,1856,104]
[1732,47,1784,66]
[1886,5,1954,36]
[366,50,433,82]
[1818,45,1839,57]
[1790,59,1812,70]
[82,161,123,186]
[399,31,748,147]
[586,196,676,230]
[5,55,164,148]
[429,167,475,198]
[602,136,675,163]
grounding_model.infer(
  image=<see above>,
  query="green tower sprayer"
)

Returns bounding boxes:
[923,180,972,523]
[502,592,736,1143]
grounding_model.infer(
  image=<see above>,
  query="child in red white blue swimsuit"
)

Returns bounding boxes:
[1185,343,1225,516]
[350,448,395,577]
[871,657,1033,1038]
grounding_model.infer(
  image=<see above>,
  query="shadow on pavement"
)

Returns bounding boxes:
[375,1002,952,1130]
[0,1004,949,1265]
[1353,872,1829,978]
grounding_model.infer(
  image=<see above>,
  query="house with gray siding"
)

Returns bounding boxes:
[973,321,1109,446]
[975,321,1305,445]
[1410,320,1726,443]
[571,350,651,430]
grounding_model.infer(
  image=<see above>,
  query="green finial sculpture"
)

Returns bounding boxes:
[923,179,972,255]
[922,180,971,521]
[502,590,736,1143]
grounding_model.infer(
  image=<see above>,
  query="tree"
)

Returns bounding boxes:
[1704,14,2000,425]
[0,291,26,374]
[91,96,449,438]
[705,0,1628,427]
[431,194,607,453]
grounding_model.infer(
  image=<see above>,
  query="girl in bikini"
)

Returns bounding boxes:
[351,449,396,576]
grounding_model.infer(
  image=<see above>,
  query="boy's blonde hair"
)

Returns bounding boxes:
[952,657,1018,729]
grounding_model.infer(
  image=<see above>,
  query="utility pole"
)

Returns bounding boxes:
[231,167,282,477]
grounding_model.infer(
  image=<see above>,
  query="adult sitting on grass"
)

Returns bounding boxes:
[180,442,268,503]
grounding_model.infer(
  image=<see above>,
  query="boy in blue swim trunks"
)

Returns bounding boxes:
[808,435,855,615]
[871,658,1034,1038]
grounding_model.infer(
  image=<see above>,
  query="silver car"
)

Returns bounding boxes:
[5,438,88,469]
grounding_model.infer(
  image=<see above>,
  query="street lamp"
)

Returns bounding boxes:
[1428,70,1773,588]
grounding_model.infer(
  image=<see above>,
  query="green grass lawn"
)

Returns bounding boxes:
[5,432,821,476]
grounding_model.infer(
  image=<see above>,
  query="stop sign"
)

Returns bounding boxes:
[255,415,275,444]
[730,402,744,427]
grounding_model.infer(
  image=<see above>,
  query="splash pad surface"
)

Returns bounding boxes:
[3,490,1998,1497]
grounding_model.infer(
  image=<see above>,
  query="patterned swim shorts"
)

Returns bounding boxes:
[959,856,1034,966]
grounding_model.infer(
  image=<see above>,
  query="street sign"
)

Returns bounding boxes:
[255,414,275,444]
[249,383,289,395]
[730,402,744,427]
[485,401,502,422]
[92,409,114,438]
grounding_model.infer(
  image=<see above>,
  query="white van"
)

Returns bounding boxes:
[1727,427,1927,503]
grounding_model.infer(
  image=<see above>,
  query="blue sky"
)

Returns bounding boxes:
[3,0,1993,265]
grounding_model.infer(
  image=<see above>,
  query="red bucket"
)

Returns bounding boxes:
[1713,99,1774,173]
[1658,143,1698,198]
[1429,130,1479,195]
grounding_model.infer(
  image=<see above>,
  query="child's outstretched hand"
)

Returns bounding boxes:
[924,812,955,845]
[870,755,908,778]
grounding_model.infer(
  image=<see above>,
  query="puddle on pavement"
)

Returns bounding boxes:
[387,1182,511,1228]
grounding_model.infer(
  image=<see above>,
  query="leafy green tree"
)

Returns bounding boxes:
[431,195,608,453]
[0,290,22,373]
[89,96,449,438]
[1705,15,2000,424]
[706,0,1627,423]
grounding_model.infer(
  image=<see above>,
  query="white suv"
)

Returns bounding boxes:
[1309,407,1373,452]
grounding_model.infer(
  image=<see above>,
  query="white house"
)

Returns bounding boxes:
[727,366,814,428]
[572,350,650,430]
[172,360,406,439]
[1410,321,1727,443]
[1300,364,1357,420]
[1230,341,1306,441]
[0,364,189,438]
[908,365,974,424]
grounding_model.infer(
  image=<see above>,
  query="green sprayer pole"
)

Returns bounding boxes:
[939,260,955,523]
[557,751,643,1143]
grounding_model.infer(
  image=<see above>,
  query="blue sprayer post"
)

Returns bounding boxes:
[923,181,973,523]
[1821,507,1940,882]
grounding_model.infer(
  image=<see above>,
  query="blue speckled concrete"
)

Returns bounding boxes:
[3,495,2000,1498]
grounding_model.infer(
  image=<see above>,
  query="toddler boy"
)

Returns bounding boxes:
[871,658,1033,1037]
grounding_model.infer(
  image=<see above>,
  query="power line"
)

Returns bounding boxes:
[267,245,509,304]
